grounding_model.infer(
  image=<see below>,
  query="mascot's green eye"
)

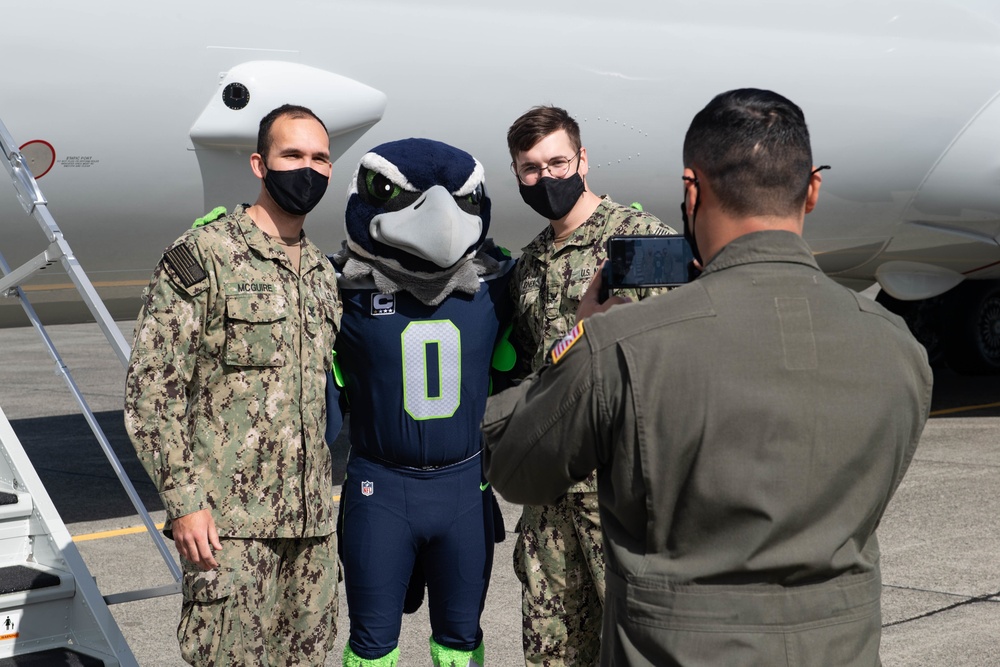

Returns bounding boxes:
[366,171,401,202]
[454,183,485,217]
[466,184,484,206]
[457,183,484,208]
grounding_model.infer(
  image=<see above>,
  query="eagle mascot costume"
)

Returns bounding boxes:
[328,138,514,667]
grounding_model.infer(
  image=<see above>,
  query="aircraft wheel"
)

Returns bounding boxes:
[944,280,1000,375]
[875,291,947,367]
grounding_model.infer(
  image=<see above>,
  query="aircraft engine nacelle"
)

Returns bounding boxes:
[865,88,1000,374]
[189,60,387,154]
[187,60,387,219]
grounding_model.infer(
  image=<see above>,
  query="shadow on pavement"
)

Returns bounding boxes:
[4,362,995,526]
[8,410,352,525]
[928,367,1000,418]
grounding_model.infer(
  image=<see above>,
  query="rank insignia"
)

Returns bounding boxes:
[551,321,585,365]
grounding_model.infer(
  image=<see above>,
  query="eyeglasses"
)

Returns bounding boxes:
[512,149,582,186]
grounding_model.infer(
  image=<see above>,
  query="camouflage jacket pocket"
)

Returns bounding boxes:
[559,278,590,318]
[182,565,234,603]
[517,286,541,319]
[304,293,340,341]
[224,293,289,367]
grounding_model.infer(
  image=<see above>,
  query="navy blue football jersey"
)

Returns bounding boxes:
[328,260,515,468]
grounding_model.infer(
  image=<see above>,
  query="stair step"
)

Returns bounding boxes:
[0,564,73,611]
[0,566,59,595]
[0,647,106,666]
[0,494,31,523]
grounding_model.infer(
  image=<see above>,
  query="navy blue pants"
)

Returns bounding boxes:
[340,452,495,660]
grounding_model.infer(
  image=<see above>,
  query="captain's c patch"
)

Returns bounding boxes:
[163,244,206,288]
[371,293,395,316]
[551,321,585,365]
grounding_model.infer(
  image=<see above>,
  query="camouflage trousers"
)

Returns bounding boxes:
[513,473,605,667]
[178,534,339,666]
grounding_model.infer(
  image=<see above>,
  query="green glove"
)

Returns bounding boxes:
[192,206,227,228]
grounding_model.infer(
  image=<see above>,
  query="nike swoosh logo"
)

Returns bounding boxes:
[480,482,490,491]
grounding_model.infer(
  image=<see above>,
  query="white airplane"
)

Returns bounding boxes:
[2,0,1000,373]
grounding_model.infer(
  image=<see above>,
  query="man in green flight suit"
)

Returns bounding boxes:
[484,89,932,666]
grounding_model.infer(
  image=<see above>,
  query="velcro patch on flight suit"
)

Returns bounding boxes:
[550,321,585,365]
[163,244,207,289]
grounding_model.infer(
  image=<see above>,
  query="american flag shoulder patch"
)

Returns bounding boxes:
[550,321,585,365]
[163,244,207,288]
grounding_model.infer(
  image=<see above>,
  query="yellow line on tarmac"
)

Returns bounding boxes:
[71,495,342,542]
[73,523,165,542]
[930,401,1000,417]
[58,401,999,543]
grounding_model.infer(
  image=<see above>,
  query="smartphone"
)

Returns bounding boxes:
[600,234,695,301]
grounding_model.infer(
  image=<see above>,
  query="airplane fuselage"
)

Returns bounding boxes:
[3,0,1000,368]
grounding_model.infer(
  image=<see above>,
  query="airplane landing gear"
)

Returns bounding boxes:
[878,280,1000,375]
[943,280,1000,375]
[875,291,947,367]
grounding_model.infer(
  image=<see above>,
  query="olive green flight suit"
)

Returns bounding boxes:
[485,231,932,666]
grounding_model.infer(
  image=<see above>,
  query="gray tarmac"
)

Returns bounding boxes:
[0,320,997,666]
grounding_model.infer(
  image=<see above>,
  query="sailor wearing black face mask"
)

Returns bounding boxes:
[500,105,676,667]
[516,153,586,221]
[262,161,329,217]
[125,104,342,666]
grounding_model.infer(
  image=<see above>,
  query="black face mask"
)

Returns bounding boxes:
[681,176,704,266]
[263,165,329,216]
[680,176,703,267]
[518,173,585,221]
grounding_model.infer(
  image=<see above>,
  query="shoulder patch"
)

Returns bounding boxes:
[163,244,207,288]
[551,321,585,365]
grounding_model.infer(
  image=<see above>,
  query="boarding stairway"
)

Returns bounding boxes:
[0,117,182,665]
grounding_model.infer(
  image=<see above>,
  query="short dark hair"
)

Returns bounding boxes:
[682,89,813,218]
[256,104,328,161]
[506,106,581,161]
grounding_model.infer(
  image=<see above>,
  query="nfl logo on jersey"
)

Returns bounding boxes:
[361,480,374,497]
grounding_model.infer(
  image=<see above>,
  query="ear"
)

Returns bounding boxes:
[578,146,589,177]
[805,167,822,214]
[250,153,266,180]
[683,168,698,215]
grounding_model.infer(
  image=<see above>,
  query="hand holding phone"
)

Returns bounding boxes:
[599,234,696,302]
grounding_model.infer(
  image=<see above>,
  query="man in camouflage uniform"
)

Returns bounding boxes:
[124,104,341,666]
[505,105,675,665]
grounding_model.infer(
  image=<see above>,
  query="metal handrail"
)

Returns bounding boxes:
[0,116,181,585]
